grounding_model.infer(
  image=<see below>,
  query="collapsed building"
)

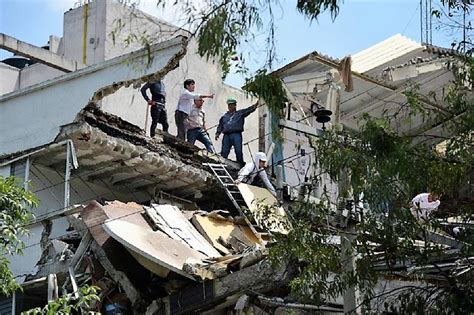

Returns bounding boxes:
[1,0,472,314]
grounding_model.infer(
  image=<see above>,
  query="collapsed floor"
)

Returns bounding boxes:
[4,106,472,315]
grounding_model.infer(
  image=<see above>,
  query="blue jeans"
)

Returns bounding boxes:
[187,128,215,153]
[221,133,244,165]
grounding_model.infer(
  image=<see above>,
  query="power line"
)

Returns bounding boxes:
[19,147,321,251]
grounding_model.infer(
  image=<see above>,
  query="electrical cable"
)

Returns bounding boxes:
[14,146,322,253]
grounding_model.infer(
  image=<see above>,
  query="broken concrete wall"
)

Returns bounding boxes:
[0,36,185,157]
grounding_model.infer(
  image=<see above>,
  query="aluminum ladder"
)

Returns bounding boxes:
[204,163,263,239]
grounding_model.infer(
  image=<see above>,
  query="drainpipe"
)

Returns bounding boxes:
[82,2,89,64]
[11,292,16,315]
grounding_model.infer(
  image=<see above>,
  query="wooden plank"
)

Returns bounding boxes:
[103,220,206,280]
[191,215,262,255]
[146,204,221,258]
[237,183,291,234]
[69,232,92,269]
[80,201,147,309]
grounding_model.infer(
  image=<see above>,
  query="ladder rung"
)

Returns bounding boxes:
[205,163,225,167]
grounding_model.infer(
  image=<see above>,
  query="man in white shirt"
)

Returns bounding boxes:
[410,192,441,221]
[237,152,277,197]
[175,79,214,140]
[186,98,215,153]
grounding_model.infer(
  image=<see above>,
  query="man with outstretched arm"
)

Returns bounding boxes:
[215,97,257,166]
[175,79,214,140]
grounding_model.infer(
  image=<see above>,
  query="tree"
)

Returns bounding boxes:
[22,285,100,315]
[117,0,472,312]
[0,177,100,313]
[0,176,37,296]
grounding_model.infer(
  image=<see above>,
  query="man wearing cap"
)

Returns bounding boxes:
[215,97,257,166]
[175,79,214,140]
[186,98,215,153]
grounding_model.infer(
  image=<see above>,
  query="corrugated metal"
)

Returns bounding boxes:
[352,34,422,73]
[0,297,12,315]
[275,34,456,138]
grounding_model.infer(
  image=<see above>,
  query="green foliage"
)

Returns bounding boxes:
[269,49,473,313]
[0,176,37,296]
[248,199,291,232]
[197,2,262,78]
[22,285,101,315]
[243,69,288,141]
[296,0,341,21]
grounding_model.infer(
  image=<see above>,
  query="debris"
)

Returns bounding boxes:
[238,183,292,234]
[191,212,262,254]
[103,219,205,280]
[144,204,221,257]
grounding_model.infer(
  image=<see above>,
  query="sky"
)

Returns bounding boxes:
[0,0,467,87]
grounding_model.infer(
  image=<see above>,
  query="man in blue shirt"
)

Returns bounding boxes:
[215,97,257,166]
[141,80,168,137]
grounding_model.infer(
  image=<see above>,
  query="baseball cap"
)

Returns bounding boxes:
[226,97,237,104]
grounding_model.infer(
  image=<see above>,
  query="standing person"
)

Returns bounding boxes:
[140,79,168,137]
[410,192,441,221]
[215,97,257,166]
[237,152,277,197]
[175,79,214,140]
[186,98,215,153]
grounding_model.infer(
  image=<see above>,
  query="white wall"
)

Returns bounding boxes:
[19,64,66,89]
[63,0,106,65]
[0,63,20,96]
[0,38,184,157]
[104,0,185,60]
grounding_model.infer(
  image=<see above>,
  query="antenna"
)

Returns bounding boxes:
[420,0,433,44]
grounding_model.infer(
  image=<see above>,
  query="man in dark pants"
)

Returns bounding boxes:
[175,79,214,140]
[141,79,168,137]
[215,97,257,166]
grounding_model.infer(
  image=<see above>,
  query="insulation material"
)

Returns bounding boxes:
[191,214,262,254]
[237,183,292,234]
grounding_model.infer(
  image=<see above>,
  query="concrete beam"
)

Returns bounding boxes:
[150,260,294,314]
[385,59,448,82]
[0,33,85,72]
[279,119,324,137]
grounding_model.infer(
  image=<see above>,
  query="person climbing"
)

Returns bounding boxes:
[236,152,277,197]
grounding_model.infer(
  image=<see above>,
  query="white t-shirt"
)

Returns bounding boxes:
[176,89,201,115]
[410,193,440,220]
